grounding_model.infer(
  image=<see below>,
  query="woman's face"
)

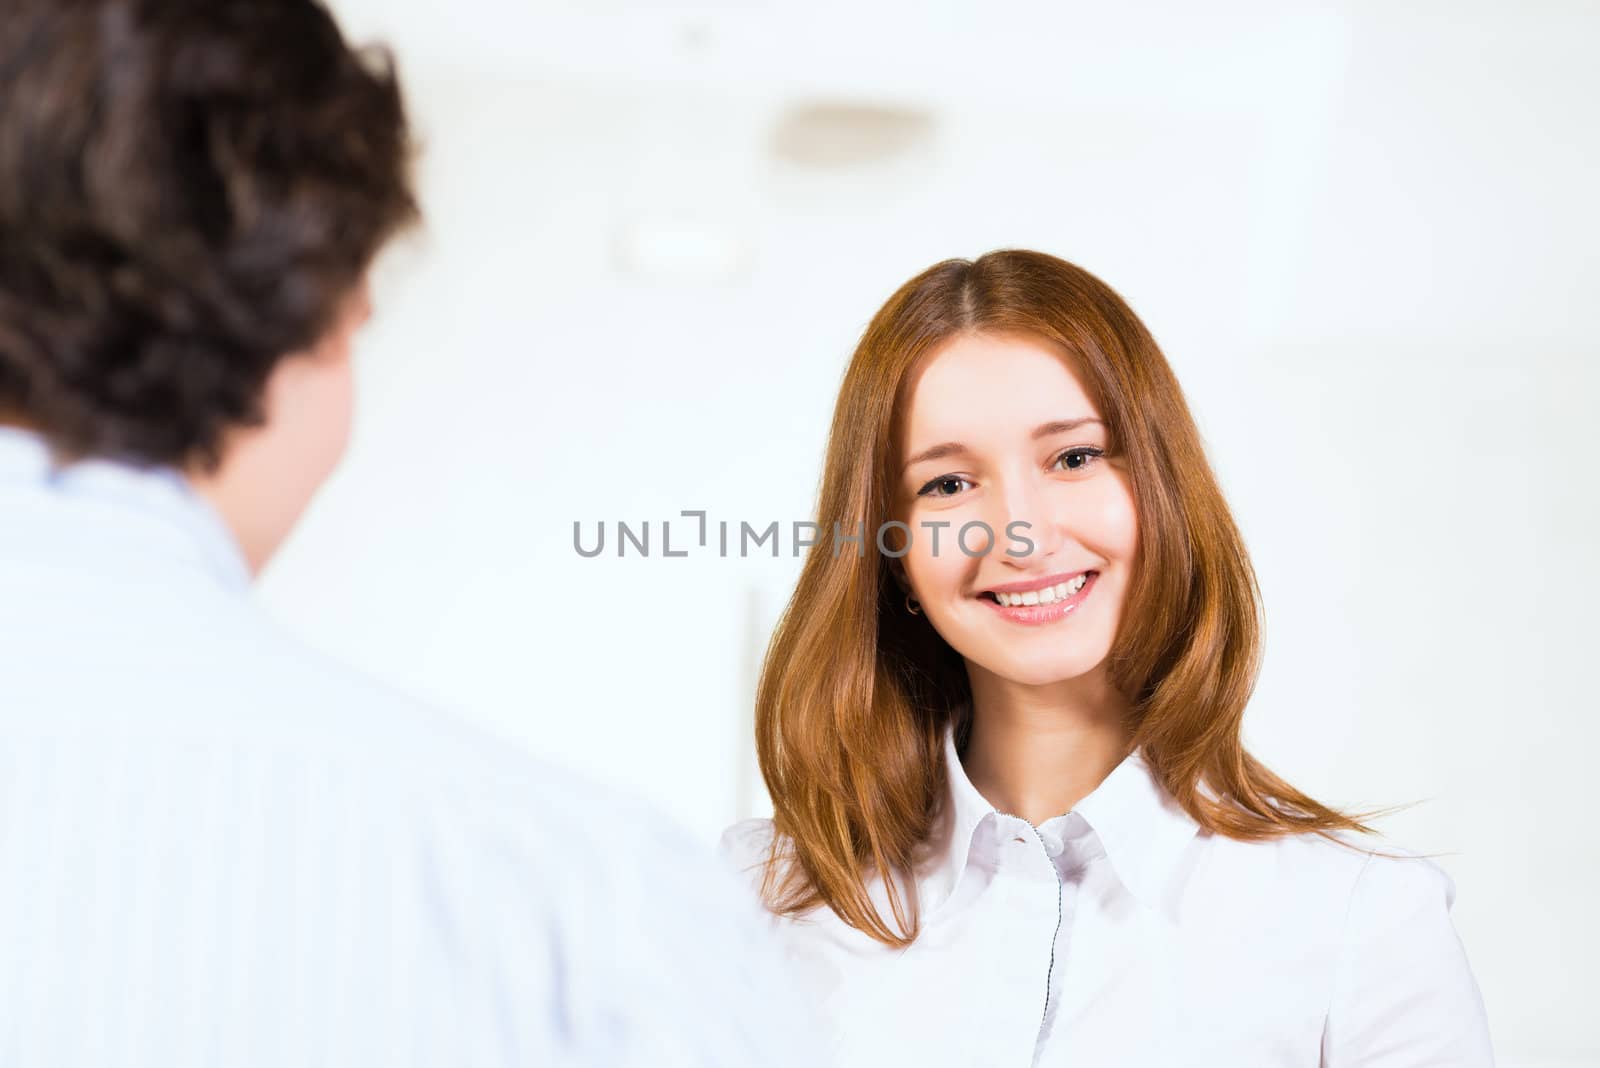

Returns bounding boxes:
[894,331,1138,689]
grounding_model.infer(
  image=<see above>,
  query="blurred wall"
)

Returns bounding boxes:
[260,2,1599,1063]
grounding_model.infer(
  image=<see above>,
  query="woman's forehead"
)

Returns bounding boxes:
[900,333,1099,447]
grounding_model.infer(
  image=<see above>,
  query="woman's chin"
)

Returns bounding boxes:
[966,651,1109,690]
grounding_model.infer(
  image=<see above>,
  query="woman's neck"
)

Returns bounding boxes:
[960,663,1134,826]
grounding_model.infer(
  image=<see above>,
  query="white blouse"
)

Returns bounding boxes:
[721,723,1494,1067]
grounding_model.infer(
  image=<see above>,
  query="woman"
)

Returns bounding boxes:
[721,250,1493,1066]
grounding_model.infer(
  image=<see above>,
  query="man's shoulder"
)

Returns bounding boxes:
[149,617,546,791]
[8,576,623,849]
[253,634,650,836]
[188,627,719,914]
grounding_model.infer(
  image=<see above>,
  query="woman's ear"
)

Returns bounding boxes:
[888,561,911,594]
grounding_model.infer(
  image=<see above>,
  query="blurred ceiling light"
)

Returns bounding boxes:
[612,216,753,284]
[769,102,937,170]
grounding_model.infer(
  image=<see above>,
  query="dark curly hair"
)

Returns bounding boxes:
[0,0,419,471]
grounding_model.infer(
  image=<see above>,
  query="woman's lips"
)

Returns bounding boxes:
[979,570,1097,625]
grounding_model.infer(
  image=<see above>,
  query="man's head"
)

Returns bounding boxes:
[0,0,418,572]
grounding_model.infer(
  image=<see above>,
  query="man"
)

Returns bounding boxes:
[0,1,807,1064]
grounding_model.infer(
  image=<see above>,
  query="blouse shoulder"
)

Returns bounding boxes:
[718,817,778,889]
[1322,840,1494,1066]
[1344,841,1458,928]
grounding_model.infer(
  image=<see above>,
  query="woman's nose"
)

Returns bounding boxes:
[990,474,1057,566]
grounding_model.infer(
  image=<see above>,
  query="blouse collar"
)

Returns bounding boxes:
[921,714,1201,918]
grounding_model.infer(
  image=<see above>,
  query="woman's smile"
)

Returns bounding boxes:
[976,569,1099,625]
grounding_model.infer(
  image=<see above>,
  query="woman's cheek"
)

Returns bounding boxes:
[1082,473,1138,561]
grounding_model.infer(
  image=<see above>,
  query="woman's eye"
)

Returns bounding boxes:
[917,475,973,498]
[1053,447,1105,473]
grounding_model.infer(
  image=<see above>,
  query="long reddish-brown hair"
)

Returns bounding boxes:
[754,249,1409,948]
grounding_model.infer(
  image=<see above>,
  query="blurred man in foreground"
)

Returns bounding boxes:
[0,1,806,1064]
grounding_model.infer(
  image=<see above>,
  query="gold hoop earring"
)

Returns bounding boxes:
[905,593,922,616]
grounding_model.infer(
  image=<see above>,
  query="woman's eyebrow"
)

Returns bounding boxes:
[902,418,1104,474]
[901,441,969,472]
[1032,417,1103,439]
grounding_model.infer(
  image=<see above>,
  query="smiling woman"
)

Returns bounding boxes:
[720,249,1494,1066]
[894,333,1137,692]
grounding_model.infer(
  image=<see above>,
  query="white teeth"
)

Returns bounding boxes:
[993,573,1091,608]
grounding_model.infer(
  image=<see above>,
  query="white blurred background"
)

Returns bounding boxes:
[261,2,1597,1063]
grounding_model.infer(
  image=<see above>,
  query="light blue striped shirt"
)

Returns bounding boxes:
[0,427,808,1067]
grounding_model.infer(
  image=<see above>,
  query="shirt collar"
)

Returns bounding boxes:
[0,426,252,593]
[921,715,1201,916]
